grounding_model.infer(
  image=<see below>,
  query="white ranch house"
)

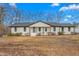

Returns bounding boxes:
[9,21,79,36]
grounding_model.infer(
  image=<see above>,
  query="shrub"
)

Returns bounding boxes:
[25,33,30,36]
[48,32,56,35]
[15,33,22,36]
[71,32,77,35]
[0,32,4,37]
[7,33,22,36]
[7,33,12,36]
[58,32,64,35]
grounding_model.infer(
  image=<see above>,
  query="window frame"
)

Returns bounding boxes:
[45,27,47,31]
[24,27,26,32]
[14,27,17,32]
[33,27,35,33]
[53,27,56,31]
[39,27,41,31]
[61,27,64,32]
[68,27,71,31]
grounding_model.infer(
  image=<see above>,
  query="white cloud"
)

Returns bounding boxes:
[59,7,68,11]
[51,3,59,7]
[9,3,16,8]
[64,18,68,21]
[59,4,79,11]
[66,15,72,18]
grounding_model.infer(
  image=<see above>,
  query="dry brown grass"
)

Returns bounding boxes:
[0,35,79,56]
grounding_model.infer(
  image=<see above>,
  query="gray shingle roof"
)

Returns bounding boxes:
[10,22,33,27]
[9,21,76,27]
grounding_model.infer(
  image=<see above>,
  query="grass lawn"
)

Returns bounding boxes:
[0,35,79,56]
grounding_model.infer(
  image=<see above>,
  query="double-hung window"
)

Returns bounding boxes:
[45,27,47,31]
[24,27,26,32]
[61,27,64,32]
[39,27,41,31]
[53,27,56,31]
[68,27,70,31]
[33,27,35,33]
[14,27,17,32]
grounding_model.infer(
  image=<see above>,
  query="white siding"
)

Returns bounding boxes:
[63,27,70,34]
[63,27,74,34]
[75,25,79,33]
[51,27,59,35]
[51,27,59,32]
[11,27,30,35]
[70,27,74,32]
[10,21,76,36]
[50,27,75,34]
[11,26,75,35]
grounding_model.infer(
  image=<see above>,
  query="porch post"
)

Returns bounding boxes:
[43,27,44,35]
[29,27,30,35]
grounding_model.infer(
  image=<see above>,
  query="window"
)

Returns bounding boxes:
[39,27,41,31]
[61,27,64,32]
[24,27,26,32]
[45,27,47,31]
[33,27,35,33]
[14,27,17,32]
[53,27,56,31]
[68,27,70,31]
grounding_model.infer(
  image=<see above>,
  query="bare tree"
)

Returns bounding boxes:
[0,7,5,35]
[0,7,5,24]
[0,3,23,36]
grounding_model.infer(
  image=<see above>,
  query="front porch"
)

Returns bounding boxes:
[29,27,51,36]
